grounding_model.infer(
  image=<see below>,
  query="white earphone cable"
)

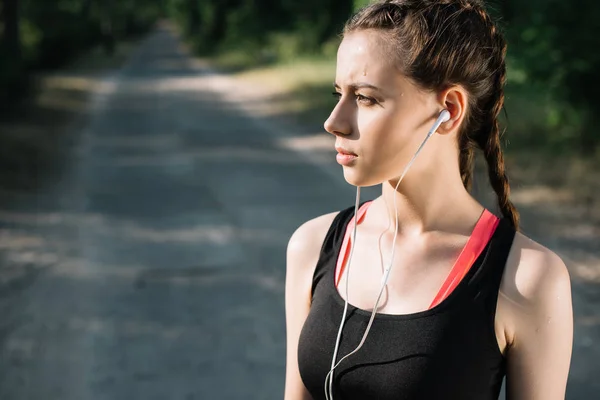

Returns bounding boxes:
[325,187,361,400]
[324,110,450,400]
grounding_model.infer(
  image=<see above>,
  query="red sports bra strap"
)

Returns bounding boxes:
[428,209,500,309]
[335,205,500,311]
[335,201,373,287]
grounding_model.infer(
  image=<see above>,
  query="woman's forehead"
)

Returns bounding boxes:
[336,31,398,86]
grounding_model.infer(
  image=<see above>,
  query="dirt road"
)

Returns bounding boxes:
[0,26,597,399]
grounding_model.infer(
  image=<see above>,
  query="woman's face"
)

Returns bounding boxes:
[325,30,441,187]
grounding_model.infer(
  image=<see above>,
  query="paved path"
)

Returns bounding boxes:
[0,26,597,399]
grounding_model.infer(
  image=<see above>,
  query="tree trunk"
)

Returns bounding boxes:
[1,0,21,62]
[101,0,115,56]
[207,2,228,43]
[187,0,201,36]
[81,0,92,18]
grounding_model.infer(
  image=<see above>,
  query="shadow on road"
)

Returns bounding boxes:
[0,24,597,399]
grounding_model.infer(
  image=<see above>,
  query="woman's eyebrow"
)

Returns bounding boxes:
[333,82,383,91]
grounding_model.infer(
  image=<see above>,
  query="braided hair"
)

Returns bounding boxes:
[345,0,520,229]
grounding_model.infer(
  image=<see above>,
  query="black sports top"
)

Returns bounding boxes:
[297,203,516,400]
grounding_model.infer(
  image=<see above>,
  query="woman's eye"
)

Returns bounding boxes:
[331,92,376,106]
[356,94,376,106]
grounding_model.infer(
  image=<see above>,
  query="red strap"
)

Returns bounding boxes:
[428,209,499,309]
[335,201,373,287]
[335,206,500,310]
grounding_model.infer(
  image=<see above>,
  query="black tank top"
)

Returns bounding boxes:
[297,203,516,400]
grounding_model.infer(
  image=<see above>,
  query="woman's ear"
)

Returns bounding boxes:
[436,86,468,135]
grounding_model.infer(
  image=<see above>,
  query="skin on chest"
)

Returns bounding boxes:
[336,229,468,315]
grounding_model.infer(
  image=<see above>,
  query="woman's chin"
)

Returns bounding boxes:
[341,167,381,188]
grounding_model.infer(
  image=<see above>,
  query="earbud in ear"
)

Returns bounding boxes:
[439,109,451,123]
[428,109,451,136]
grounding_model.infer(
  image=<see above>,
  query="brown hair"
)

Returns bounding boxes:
[345,0,520,229]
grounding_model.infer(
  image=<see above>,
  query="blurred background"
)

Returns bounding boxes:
[0,0,598,399]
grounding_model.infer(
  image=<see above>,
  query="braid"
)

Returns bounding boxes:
[454,1,512,204]
[482,122,520,230]
[474,18,520,230]
[459,135,475,191]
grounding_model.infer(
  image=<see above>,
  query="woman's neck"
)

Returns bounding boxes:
[372,169,484,236]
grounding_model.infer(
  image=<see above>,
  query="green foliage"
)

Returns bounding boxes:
[2,0,597,154]
[353,0,372,11]
[0,0,163,112]
[165,0,599,153]
[495,0,600,153]
[265,32,308,61]
[169,0,354,56]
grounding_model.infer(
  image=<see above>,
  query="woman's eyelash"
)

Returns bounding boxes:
[331,92,377,105]
[356,94,376,105]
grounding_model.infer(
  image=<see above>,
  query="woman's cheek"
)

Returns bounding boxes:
[358,108,392,141]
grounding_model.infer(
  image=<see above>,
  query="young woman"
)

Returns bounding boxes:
[284,1,573,399]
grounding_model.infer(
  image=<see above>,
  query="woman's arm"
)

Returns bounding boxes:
[284,212,339,400]
[503,233,573,400]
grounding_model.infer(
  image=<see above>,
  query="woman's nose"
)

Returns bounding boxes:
[324,101,352,137]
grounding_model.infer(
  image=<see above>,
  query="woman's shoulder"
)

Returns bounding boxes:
[498,230,573,396]
[286,211,341,269]
[503,230,571,308]
[500,229,572,346]
[284,211,341,311]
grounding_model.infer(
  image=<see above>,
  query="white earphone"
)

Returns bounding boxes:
[434,109,451,129]
[324,109,451,400]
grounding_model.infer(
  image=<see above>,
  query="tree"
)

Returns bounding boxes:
[1,0,21,62]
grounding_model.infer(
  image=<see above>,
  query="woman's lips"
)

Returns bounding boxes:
[335,146,358,165]
[336,153,358,165]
